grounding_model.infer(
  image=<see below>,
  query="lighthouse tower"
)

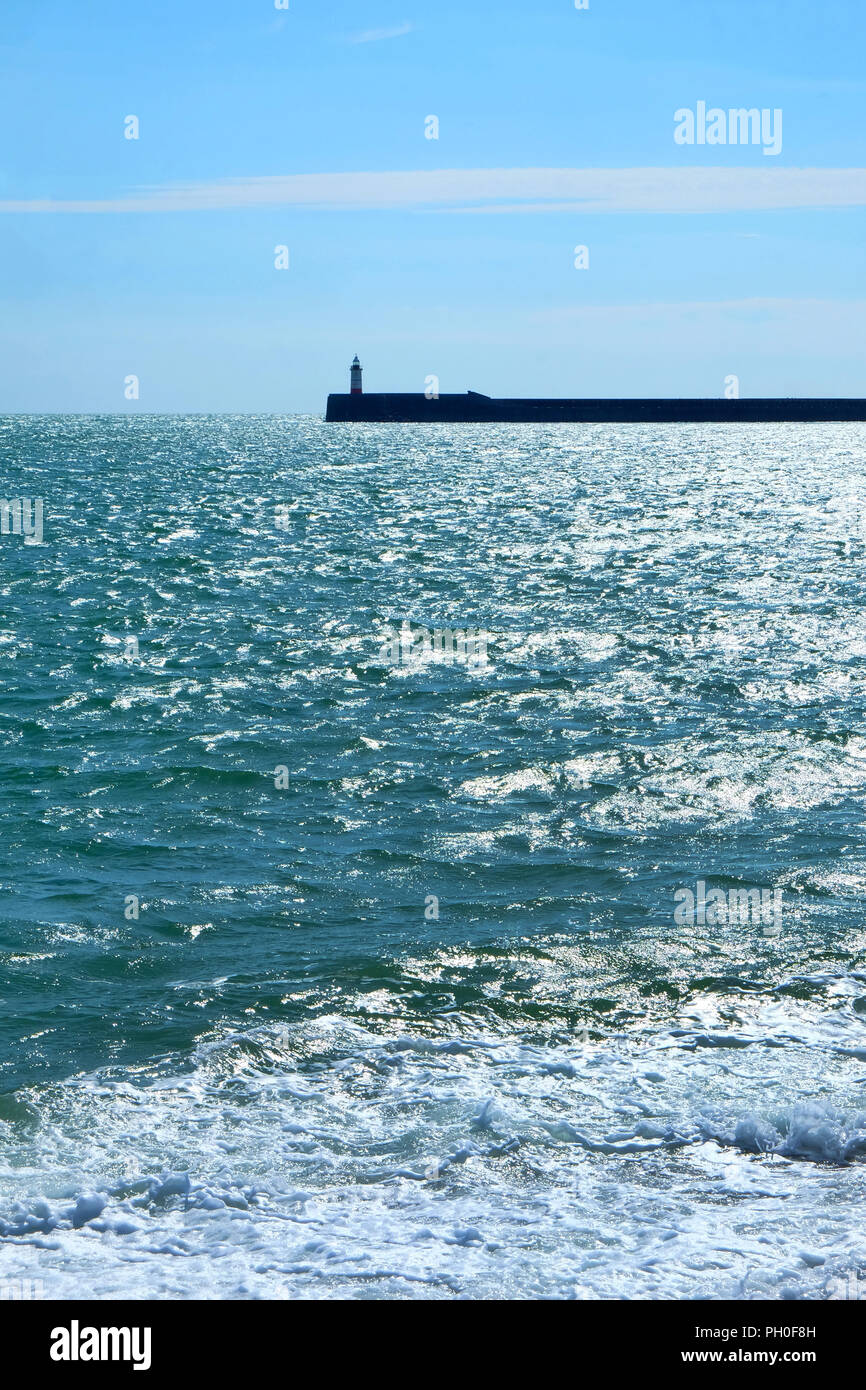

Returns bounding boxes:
[350,355,363,395]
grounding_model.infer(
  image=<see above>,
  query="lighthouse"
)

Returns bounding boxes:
[350,355,363,395]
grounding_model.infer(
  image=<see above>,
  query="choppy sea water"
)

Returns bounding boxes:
[2,415,866,1301]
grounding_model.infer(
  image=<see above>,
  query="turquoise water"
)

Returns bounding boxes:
[1,415,866,1299]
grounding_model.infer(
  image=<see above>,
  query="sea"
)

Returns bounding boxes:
[1,414,866,1301]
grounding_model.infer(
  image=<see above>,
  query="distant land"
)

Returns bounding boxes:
[327,358,866,424]
[327,392,866,424]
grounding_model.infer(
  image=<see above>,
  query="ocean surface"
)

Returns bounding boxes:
[1,415,866,1301]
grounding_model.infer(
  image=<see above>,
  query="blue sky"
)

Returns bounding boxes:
[1,0,864,410]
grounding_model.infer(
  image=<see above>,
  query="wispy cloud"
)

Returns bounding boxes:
[1,167,864,215]
[524,296,866,361]
[531,296,866,323]
[348,22,413,45]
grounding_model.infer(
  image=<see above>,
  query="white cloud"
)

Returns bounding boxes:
[523,296,866,366]
[1,166,864,215]
[531,296,866,323]
[348,22,413,44]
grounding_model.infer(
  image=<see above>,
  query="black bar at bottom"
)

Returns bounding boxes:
[3,1296,856,1375]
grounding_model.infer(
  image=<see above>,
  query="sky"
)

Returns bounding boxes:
[0,0,864,411]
